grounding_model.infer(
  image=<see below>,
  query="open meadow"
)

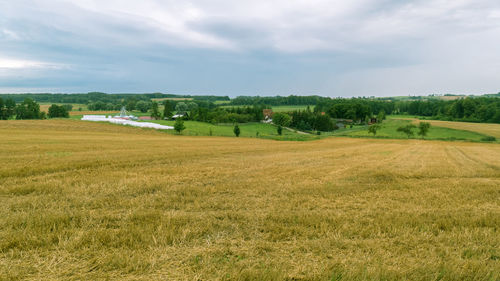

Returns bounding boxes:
[335,119,497,143]
[1,120,499,280]
[388,116,500,139]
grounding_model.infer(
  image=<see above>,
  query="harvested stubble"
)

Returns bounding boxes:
[0,120,499,280]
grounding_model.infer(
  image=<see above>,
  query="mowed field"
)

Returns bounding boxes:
[411,119,500,139]
[1,120,499,280]
[388,116,500,139]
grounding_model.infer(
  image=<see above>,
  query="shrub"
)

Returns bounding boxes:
[418,122,431,138]
[233,125,240,137]
[368,124,381,135]
[273,113,291,127]
[397,124,416,138]
[481,136,496,142]
[48,104,69,118]
[174,119,186,134]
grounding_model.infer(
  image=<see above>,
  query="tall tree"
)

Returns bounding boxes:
[174,118,186,134]
[233,125,241,137]
[48,104,69,118]
[150,102,161,120]
[5,98,16,119]
[163,100,173,119]
[418,122,431,138]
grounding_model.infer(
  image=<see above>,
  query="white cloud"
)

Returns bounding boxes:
[0,57,66,71]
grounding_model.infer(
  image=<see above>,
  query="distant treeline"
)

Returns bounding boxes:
[229,95,330,106]
[0,92,230,104]
[394,97,500,123]
[2,92,500,125]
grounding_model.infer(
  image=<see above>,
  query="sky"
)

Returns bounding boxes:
[1,0,500,97]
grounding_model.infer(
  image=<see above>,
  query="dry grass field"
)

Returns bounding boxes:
[1,120,499,280]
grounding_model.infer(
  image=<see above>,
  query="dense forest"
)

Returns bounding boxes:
[394,97,500,123]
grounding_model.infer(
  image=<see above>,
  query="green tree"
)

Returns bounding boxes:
[126,99,136,111]
[397,124,416,138]
[163,100,173,119]
[174,118,185,134]
[377,110,386,123]
[15,98,42,120]
[62,104,73,112]
[418,122,431,138]
[313,115,335,131]
[150,102,161,119]
[5,98,16,119]
[368,124,381,135]
[273,113,291,127]
[233,124,240,137]
[48,104,69,118]
[187,102,198,111]
[136,101,150,113]
[277,125,283,135]
[175,102,189,112]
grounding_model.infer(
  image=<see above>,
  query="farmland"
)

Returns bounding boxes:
[411,119,500,139]
[148,120,318,141]
[335,119,497,142]
[1,120,499,280]
[219,105,314,112]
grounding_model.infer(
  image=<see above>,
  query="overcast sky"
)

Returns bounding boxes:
[1,0,499,97]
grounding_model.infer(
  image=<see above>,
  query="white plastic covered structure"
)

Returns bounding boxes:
[81,115,173,130]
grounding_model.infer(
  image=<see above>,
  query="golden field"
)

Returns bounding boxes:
[0,120,499,280]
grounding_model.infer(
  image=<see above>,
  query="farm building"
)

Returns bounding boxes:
[262,109,273,123]
[263,109,273,119]
[171,114,185,120]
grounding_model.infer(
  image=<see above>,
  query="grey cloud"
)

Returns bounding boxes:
[0,0,499,96]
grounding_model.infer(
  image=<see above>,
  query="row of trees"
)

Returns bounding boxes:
[315,99,394,122]
[188,105,267,124]
[395,97,500,123]
[270,108,337,132]
[0,98,70,120]
[0,92,229,104]
[368,122,431,138]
